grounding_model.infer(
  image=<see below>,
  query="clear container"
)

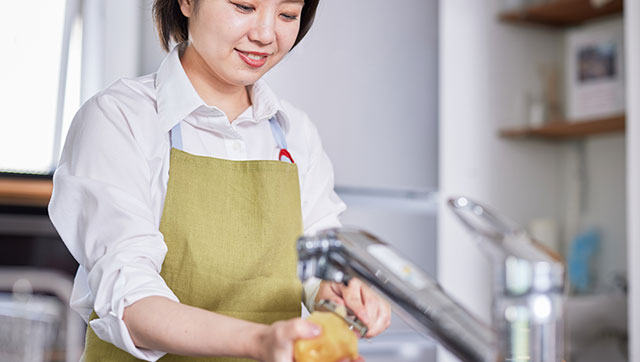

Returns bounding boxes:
[0,293,64,362]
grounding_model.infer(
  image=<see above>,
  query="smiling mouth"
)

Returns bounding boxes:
[236,49,269,68]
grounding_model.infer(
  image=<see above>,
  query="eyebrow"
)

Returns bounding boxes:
[282,0,305,4]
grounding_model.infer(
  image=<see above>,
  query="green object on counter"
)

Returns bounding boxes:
[82,147,303,361]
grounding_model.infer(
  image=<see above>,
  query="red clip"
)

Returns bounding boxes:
[279,148,295,164]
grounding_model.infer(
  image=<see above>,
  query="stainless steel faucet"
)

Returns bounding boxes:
[297,197,565,362]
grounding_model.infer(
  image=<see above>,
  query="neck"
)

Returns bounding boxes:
[180,44,251,123]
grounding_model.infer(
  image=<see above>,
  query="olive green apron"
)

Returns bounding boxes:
[82,118,303,361]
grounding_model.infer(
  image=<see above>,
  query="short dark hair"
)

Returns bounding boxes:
[153,0,320,52]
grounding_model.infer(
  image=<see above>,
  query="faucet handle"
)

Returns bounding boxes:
[448,196,521,242]
[314,299,369,338]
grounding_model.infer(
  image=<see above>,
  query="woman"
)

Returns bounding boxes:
[49,0,391,361]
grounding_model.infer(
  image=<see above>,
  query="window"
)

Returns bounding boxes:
[1,0,82,175]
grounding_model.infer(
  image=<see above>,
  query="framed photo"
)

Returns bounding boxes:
[565,19,625,121]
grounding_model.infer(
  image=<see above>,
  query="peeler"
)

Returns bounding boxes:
[314,299,368,338]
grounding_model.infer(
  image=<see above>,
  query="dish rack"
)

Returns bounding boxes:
[0,268,84,362]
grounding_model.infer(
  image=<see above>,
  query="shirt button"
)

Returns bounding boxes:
[232,141,243,152]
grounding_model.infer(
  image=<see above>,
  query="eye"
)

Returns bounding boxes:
[232,2,254,13]
[280,13,299,21]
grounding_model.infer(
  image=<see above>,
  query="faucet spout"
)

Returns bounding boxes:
[297,228,501,362]
[298,197,566,362]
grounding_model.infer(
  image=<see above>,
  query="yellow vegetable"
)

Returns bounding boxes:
[294,311,359,362]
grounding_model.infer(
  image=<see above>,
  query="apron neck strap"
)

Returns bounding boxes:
[170,122,184,150]
[170,117,292,162]
[268,116,287,150]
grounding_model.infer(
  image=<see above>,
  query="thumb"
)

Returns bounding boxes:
[294,319,323,340]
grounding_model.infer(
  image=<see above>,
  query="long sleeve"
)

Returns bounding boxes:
[49,92,178,361]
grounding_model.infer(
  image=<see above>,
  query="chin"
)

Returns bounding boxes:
[235,74,265,86]
[234,77,259,86]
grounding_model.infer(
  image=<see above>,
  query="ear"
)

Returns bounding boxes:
[178,0,195,18]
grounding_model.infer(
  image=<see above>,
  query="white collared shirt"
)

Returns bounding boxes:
[48,44,345,361]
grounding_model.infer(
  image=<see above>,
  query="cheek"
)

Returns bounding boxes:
[224,17,251,40]
[277,24,300,52]
[192,13,247,50]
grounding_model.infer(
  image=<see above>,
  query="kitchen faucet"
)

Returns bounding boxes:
[297,196,565,362]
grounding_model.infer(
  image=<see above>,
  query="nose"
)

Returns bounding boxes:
[248,12,276,45]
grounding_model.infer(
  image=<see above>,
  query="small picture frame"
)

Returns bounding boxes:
[565,19,625,122]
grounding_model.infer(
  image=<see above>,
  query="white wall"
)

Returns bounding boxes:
[265,0,439,191]
[140,0,166,75]
[625,0,640,360]
[439,0,563,360]
[81,0,142,99]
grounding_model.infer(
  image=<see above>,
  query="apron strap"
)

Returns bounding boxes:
[268,117,287,150]
[170,116,294,163]
[170,122,184,151]
[269,117,294,164]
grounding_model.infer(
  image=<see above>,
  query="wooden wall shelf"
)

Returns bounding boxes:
[499,114,625,140]
[0,178,53,207]
[499,0,623,27]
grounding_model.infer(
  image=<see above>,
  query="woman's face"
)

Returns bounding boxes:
[180,0,303,88]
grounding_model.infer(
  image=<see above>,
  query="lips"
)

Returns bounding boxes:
[236,49,269,68]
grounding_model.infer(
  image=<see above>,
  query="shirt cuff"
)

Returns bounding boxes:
[89,313,168,361]
[90,266,180,361]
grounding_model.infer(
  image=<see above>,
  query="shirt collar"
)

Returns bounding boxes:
[246,80,291,132]
[155,43,206,133]
[155,43,291,133]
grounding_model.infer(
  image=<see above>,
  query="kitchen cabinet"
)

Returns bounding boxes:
[0,177,52,207]
[0,178,73,273]
[0,175,76,292]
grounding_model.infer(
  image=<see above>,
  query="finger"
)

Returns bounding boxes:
[329,281,344,297]
[361,286,379,328]
[366,300,392,338]
[328,281,346,305]
[359,286,391,337]
[366,306,389,337]
[375,300,393,337]
[290,318,323,340]
[315,281,345,307]
[341,279,369,325]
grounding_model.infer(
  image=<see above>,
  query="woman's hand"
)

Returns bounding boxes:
[255,318,365,362]
[256,318,319,362]
[315,279,391,338]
